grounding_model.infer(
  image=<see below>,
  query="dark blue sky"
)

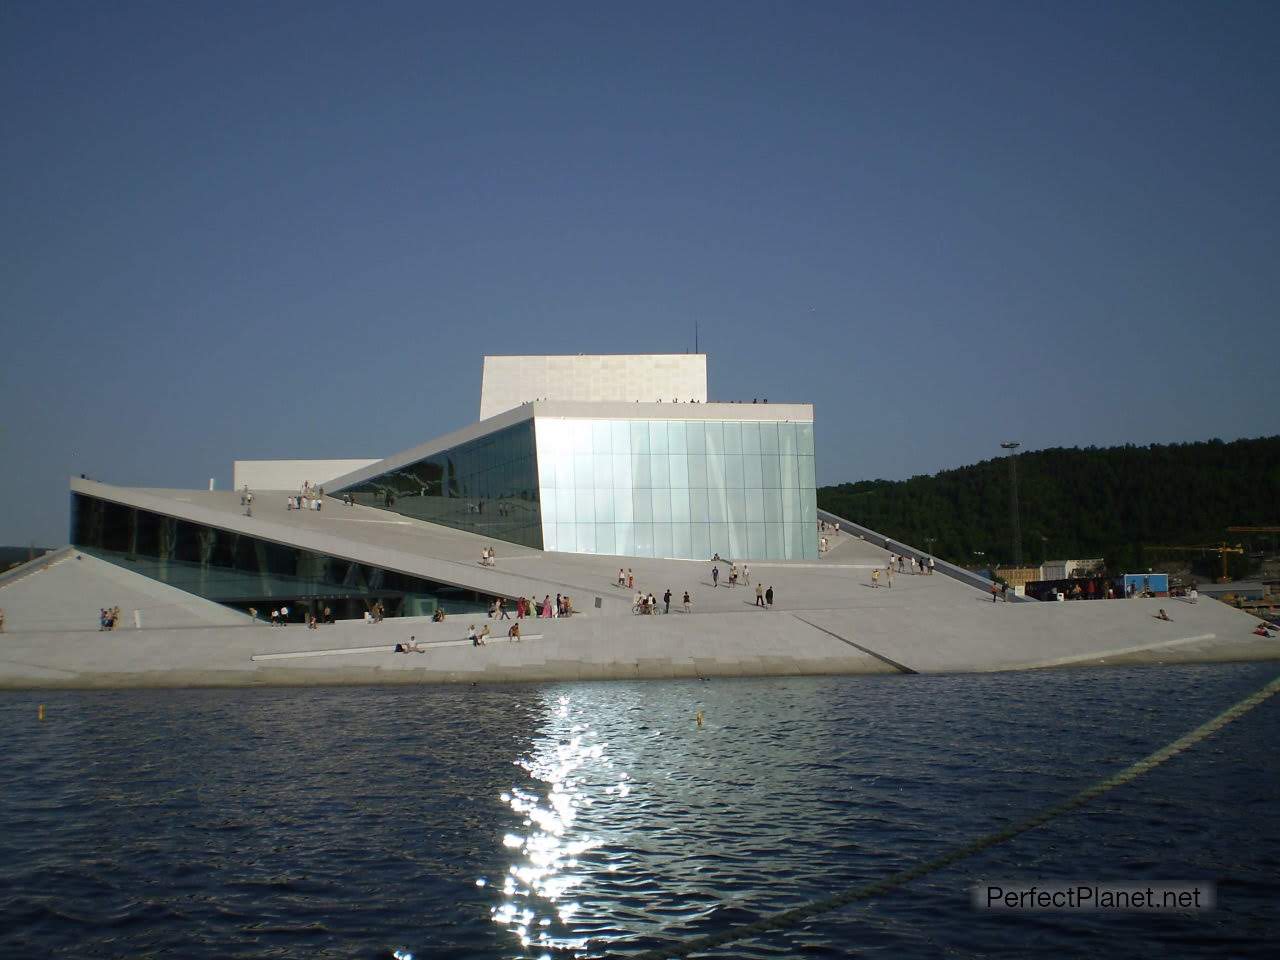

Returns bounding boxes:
[3,1,1277,545]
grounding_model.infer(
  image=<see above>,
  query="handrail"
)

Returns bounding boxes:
[816,508,1010,597]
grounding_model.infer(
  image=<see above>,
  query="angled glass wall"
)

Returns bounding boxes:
[71,493,495,620]
[334,420,542,548]
[535,418,818,560]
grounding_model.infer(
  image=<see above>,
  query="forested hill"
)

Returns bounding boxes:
[818,436,1280,573]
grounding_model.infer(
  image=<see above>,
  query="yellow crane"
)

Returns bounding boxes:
[1147,543,1244,583]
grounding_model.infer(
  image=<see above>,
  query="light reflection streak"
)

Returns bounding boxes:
[484,693,633,956]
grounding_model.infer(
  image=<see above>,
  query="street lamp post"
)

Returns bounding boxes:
[1000,441,1023,567]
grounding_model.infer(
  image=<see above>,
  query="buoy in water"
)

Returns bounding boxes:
[695,709,704,728]
[38,704,45,721]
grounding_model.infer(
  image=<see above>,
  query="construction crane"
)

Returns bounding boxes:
[1147,543,1244,583]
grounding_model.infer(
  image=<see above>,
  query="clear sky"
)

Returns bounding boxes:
[2,1,1277,546]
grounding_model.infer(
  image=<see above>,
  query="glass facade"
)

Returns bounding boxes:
[336,420,542,548]
[535,418,817,560]
[71,493,495,621]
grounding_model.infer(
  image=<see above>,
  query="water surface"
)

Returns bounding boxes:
[1,664,1277,958]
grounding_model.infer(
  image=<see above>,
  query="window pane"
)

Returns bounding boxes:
[593,453,613,488]
[725,454,744,489]
[630,421,650,454]
[743,453,763,489]
[727,488,746,522]
[595,522,616,555]
[688,487,710,523]
[708,522,731,559]
[573,420,593,453]
[651,487,671,521]
[781,455,798,489]
[631,454,651,488]
[592,420,613,452]
[740,421,761,455]
[746,489,765,523]
[615,521,635,554]
[667,421,686,455]
[650,451,670,488]
[759,421,779,455]
[669,453,689,488]
[633,489,653,522]
[723,421,742,454]
[631,522,654,557]
[672,521,692,558]
[594,488,615,523]
[688,454,708,487]
[670,488,690,523]
[611,420,631,456]
[747,523,766,558]
[761,455,781,489]
[764,489,783,523]
[798,455,816,490]
[766,521,783,558]
[576,490,596,523]
[649,420,668,455]
[613,453,632,491]
[653,522,673,559]
[689,522,710,560]
[798,422,815,455]
[703,421,723,457]
[576,522,596,553]
[685,421,706,455]
[573,452,594,488]
[615,492,634,523]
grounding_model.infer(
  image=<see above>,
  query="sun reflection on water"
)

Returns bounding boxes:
[484,693,632,956]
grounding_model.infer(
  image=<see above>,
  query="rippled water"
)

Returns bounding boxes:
[2,664,1277,959]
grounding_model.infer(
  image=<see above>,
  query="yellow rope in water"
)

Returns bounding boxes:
[630,673,1280,960]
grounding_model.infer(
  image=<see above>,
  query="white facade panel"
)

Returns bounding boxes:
[233,459,381,492]
[480,354,707,420]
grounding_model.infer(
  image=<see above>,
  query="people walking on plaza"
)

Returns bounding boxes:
[712,565,720,588]
[663,589,672,614]
[683,591,691,613]
[271,609,279,625]
[508,622,521,642]
[729,563,739,587]
[928,557,935,575]
[498,599,510,620]
[898,554,905,573]
[755,583,765,607]
[627,569,634,589]
[991,583,999,602]
[872,569,881,588]
[765,586,774,609]
[618,568,626,587]
[742,563,750,585]
[1001,582,1009,602]
[542,595,552,618]
[885,561,893,587]
[0,608,5,633]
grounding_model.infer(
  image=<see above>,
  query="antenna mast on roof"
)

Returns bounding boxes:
[694,318,699,355]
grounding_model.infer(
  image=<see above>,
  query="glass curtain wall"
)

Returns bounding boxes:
[335,420,541,548]
[71,493,495,620]
[535,418,817,560]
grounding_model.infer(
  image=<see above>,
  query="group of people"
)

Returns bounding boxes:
[490,595,572,619]
[480,546,497,567]
[633,589,693,615]
[710,561,749,588]
[467,622,523,645]
[98,606,122,631]
[394,635,426,653]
